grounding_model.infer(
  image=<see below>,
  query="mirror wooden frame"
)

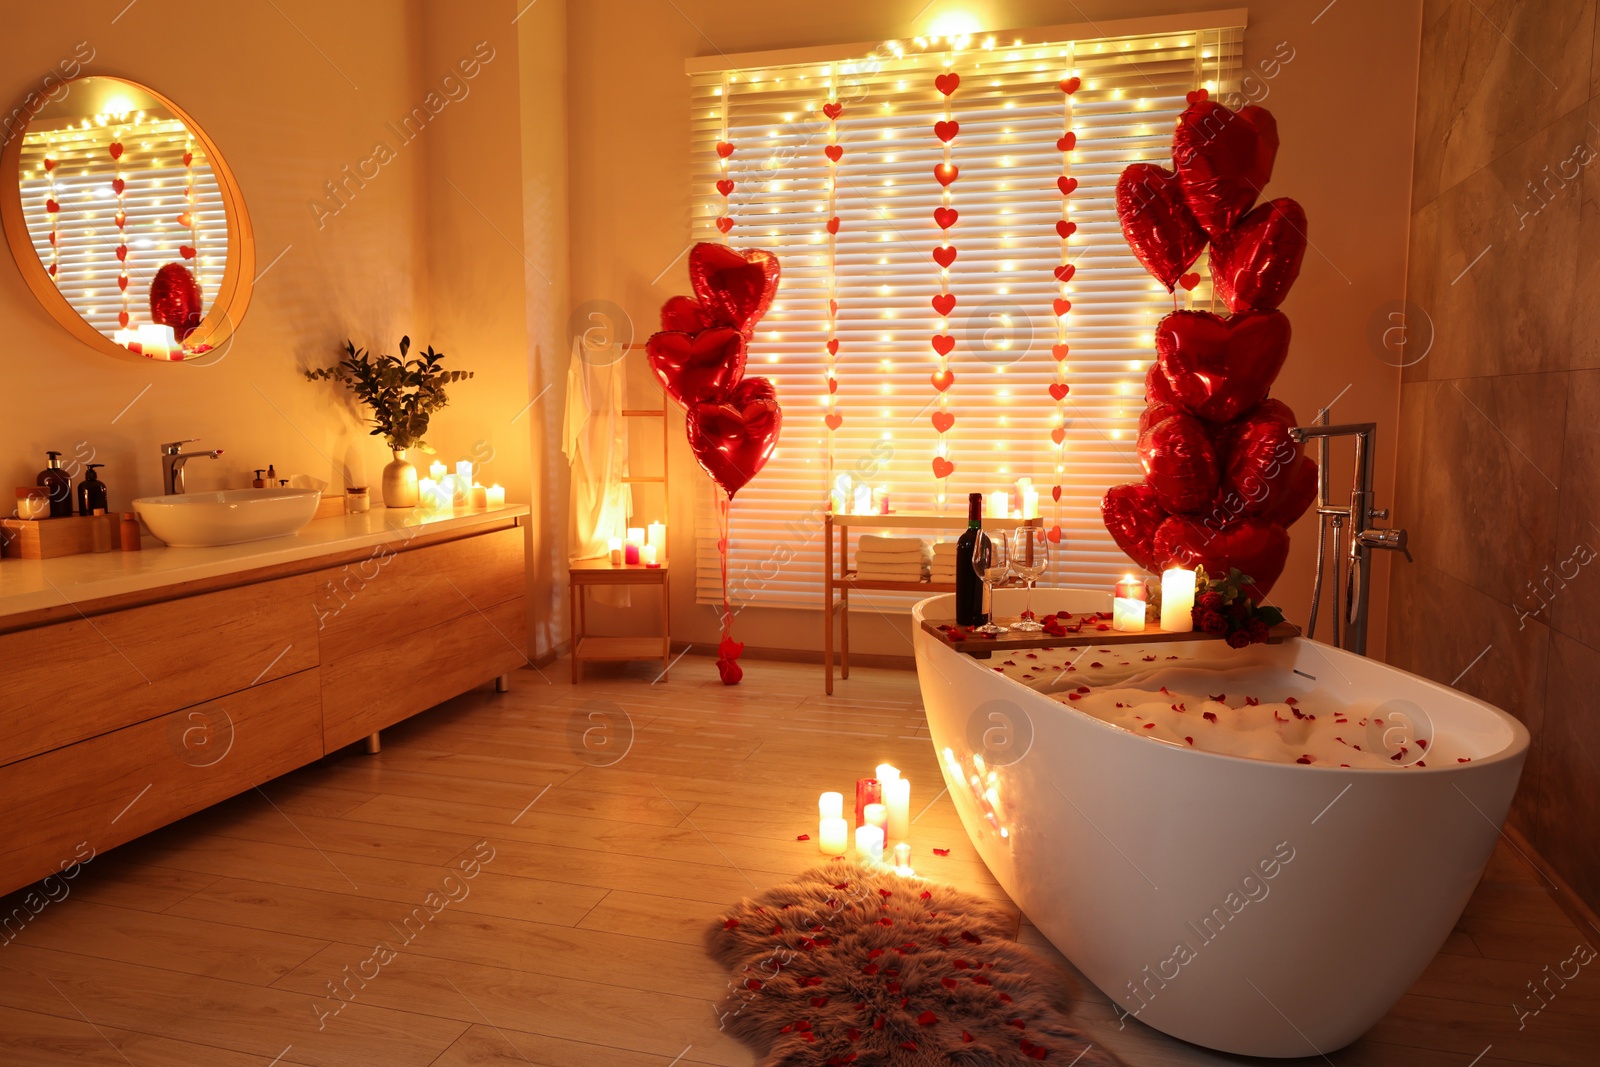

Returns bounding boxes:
[0,76,255,362]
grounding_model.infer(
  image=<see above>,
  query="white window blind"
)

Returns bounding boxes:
[18,110,227,338]
[687,23,1244,609]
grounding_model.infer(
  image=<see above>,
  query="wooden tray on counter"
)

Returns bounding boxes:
[921,613,1300,657]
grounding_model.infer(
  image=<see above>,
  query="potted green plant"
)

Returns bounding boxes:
[306,336,473,508]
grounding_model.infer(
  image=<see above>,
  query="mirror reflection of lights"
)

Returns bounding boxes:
[943,746,1010,839]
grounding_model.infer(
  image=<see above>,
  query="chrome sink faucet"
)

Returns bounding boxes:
[160,439,224,495]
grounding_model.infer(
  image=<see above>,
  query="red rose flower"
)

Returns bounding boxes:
[1198,610,1228,636]
[1247,618,1271,642]
[1226,629,1252,649]
[1197,591,1224,612]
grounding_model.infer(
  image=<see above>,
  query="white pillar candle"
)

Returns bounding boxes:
[819,792,844,820]
[486,484,506,509]
[893,842,911,870]
[820,817,849,856]
[429,461,448,481]
[450,474,469,507]
[647,521,666,557]
[988,490,1010,519]
[626,526,645,547]
[864,802,887,838]
[855,824,884,863]
[852,484,872,515]
[418,477,438,509]
[469,483,488,509]
[641,544,659,567]
[884,776,911,841]
[1161,567,1197,632]
[608,537,623,566]
[456,460,473,485]
[1022,488,1040,519]
[875,763,900,783]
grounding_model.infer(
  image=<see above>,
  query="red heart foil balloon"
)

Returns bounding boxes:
[1260,454,1319,528]
[645,326,747,410]
[660,295,713,333]
[1138,401,1184,438]
[1155,309,1291,424]
[149,262,203,341]
[1116,163,1208,291]
[1145,363,1181,408]
[686,377,781,499]
[1171,100,1280,238]
[1102,481,1169,573]
[1213,399,1304,520]
[1209,197,1308,312]
[687,242,780,338]
[1152,515,1290,599]
[1138,412,1220,514]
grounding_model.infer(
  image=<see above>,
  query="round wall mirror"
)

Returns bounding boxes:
[0,76,253,362]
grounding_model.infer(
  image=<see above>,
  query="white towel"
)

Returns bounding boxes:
[932,541,962,556]
[858,546,933,565]
[859,534,928,555]
[857,561,929,580]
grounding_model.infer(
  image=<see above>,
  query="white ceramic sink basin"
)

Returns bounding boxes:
[133,488,322,548]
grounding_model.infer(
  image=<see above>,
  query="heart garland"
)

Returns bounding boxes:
[930,63,960,492]
[1049,74,1080,535]
[1103,92,1314,600]
[822,94,843,450]
[646,242,785,684]
[43,157,59,281]
[181,138,202,293]
[110,133,130,325]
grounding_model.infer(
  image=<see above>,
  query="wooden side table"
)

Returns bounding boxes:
[569,559,670,682]
[823,512,1042,694]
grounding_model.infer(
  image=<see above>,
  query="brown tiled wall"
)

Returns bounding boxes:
[1391,0,1600,910]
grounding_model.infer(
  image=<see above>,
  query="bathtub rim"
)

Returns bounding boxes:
[912,590,1531,775]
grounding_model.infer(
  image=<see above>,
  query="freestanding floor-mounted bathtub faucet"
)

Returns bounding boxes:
[1288,414,1409,655]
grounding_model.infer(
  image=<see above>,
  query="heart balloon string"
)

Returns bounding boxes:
[1104,88,1313,601]
[646,242,783,684]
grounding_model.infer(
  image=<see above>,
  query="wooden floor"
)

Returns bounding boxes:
[1,656,1597,1066]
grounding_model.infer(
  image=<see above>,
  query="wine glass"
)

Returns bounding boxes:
[1008,526,1049,631]
[971,529,1010,634]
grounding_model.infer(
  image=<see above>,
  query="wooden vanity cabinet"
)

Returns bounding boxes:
[0,517,528,896]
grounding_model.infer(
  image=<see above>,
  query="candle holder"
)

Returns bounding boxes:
[1113,575,1147,633]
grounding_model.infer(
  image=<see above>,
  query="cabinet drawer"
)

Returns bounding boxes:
[321,596,525,752]
[0,574,320,766]
[0,668,322,896]
[313,526,526,661]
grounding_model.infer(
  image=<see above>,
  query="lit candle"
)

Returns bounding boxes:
[820,817,849,856]
[608,537,623,566]
[819,791,844,820]
[988,490,1010,519]
[875,763,900,783]
[469,483,488,509]
[893,842,912,873]
[852,484,872,515]
[136,323,178,360]
[854,777,882,826]
[486,484,506,509]
[1022,487,1039,519]
[855,824,884,863]
[456,461,473,486]
[831,473,852,514]
[642,544,659,567]
[1161,567,1197,632]
[418,477,438,509]
[647,521,666,557]
[625,527,642,565]
[429,461,448,481]
[450,473,469,507]
[883,776,911,842]
[1113,575,1147,633]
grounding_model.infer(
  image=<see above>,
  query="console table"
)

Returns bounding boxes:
[823,511,1041,694]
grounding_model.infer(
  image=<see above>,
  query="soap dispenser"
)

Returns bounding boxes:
[36,451,72,518]
[266,463,278,485]
[252,469,266,488]
[76,463,109,515]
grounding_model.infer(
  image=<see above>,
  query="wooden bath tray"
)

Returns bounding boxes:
[922,613,1300,657]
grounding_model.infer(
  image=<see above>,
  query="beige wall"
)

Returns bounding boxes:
[0,0,562,653]
[1388,0,1600,911]
[567,0,1422,661]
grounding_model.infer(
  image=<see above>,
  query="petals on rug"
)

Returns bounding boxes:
[707,860,1122,1065]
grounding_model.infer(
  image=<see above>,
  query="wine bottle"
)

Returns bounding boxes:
[955,492,988,627]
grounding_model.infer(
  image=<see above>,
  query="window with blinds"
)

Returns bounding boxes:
[686,20,1244,610]
[18,108,227,339]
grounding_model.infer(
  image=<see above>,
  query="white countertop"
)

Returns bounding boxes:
[0,505,530,620]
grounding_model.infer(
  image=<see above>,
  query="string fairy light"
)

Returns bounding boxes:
[822,79,843,484]
[929,47,961,505]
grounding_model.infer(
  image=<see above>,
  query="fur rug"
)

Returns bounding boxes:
[707,860,1122,1066]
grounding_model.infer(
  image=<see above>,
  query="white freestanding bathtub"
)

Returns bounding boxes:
[913,587,1529,1058]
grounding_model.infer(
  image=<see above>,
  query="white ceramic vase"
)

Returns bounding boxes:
[381,448,418,508]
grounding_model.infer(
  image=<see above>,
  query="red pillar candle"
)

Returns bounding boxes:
[854,777,882,827]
